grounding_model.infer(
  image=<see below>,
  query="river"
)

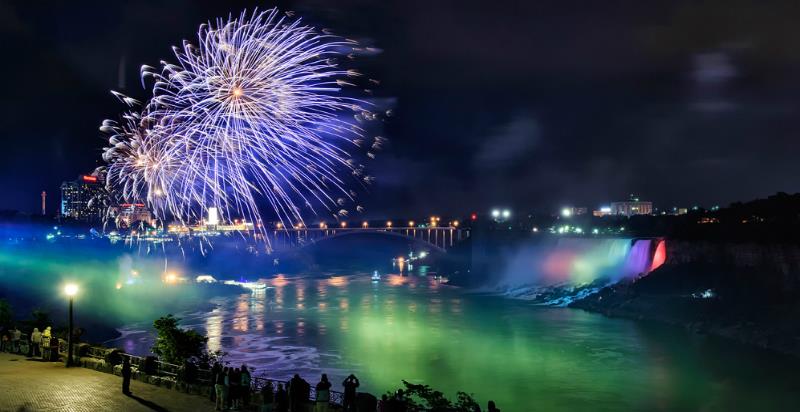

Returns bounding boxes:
[106,273,800,411]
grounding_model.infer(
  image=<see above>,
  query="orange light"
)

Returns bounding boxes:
[81,175,98,182]
[408,221,415,227]
[386,221,393,228]
[340,222,347,228]
[362,221,368,228]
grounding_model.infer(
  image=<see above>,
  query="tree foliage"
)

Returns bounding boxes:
[151,314,208,364]
[0,299,12,327]
[388,380,480,412]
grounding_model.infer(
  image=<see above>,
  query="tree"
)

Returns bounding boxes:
[0,299,12,327]
[151,314,208,364]
[387,380,480,412]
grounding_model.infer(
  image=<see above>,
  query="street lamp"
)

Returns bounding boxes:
[386,221,392,228]
[64,283,78,367]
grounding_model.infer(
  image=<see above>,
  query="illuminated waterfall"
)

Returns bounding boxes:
[501,237,665,296]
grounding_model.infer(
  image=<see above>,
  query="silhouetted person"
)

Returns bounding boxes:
[211,362,222,402]
[29,328,41,357]
[487,400,500,412]
[275,383,289,412]
[315,374,331,412]
[260,381,274,412]
[378,394,388,412]
[342,374,360,412]
[121,357,132,395]
[230,367,241,410]
[241,364,252,407]
[289,374,306,412]
[215,366,228,411]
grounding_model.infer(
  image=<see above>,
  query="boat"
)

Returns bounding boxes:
[371,271,381,282]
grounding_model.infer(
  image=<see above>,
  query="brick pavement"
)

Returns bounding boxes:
[0,353,218,412]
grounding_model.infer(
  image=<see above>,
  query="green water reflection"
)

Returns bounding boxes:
[194,275,800,411]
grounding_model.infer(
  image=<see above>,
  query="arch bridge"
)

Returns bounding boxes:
[264,226,470,252]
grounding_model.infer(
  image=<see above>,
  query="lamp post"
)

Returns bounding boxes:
[64,283,78,367]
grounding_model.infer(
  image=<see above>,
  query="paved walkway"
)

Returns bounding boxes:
[0,353,217,412]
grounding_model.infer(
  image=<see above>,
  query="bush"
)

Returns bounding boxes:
[151,314,208,365]
[387,380,480,412]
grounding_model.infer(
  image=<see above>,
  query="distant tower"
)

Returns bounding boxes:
[41,191,46,215]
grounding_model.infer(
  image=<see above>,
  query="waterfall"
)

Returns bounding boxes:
[622,239,653,279]
[497,237,662,303]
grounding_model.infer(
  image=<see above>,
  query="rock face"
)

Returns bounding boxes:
[572,240,800,357]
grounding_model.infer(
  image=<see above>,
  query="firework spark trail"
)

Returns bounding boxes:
[99,9,379,238]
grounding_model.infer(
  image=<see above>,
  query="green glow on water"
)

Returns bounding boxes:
[4,245,800,411]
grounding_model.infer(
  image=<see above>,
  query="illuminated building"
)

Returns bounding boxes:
[611,195,652,216]
[109,203,155,228]
[593,206,612,217]
[60,175,107,222]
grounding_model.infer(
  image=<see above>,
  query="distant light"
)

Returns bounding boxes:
[491,209,500,218]
[532,227,539,232]
[115,283,122,290]
[592,228,599,234]
[470,213,477,221]
[575,227,583,234]
[362,221,368,228]
[561,208,572,218]
[64,284,78,297]
[502,209,510,218]
[452,220,459,227]
[340,222,347,228]
[386,221,392,228]
[208,207,219,225]
[600,207,611,213]
[408,220,415,227]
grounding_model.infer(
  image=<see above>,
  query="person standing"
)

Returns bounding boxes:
[215,366,227,411]
[122,357,132,395]
[260,381,274,412]
[275,383,289,412]
[487,400,500,412]
[241,364,252,407]
[314,374,331,412]
[211,362,222,402]
[11,327,20,354]
[342,374,360,412]
[30,328,42,357]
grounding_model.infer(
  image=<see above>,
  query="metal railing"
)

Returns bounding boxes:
[52,340,344,405]
[251,376,344,406]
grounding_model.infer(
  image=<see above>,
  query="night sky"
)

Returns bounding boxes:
[2,0,800,217]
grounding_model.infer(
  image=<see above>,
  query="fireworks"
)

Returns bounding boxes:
[99,9,379,233]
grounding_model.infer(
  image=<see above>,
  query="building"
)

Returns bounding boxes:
[60,174,107,222]
[593,206,612,217]
[610,195,653,216]
[110,203,155,228]
[561,207,588,217]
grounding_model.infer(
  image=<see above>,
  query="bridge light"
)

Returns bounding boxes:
[561,207,572,218]
[386,221,392,228]
[408,220,414,227]
[276,222,283,229]
[340,222,347,228]
[452,220,459,227]
[362,221,369,228]
[319,222,326,229]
